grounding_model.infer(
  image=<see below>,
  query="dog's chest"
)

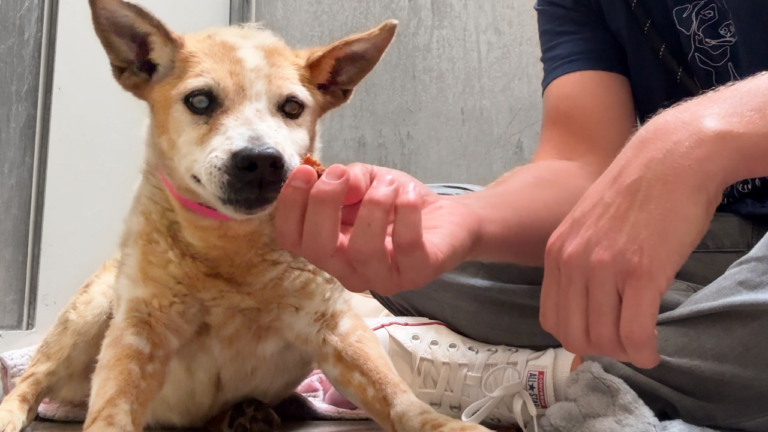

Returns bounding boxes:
[143,300,314,427]
[126,248,343,427]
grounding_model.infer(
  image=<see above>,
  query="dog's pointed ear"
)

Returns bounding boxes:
[300,20,397,111]
[89,0,180,99]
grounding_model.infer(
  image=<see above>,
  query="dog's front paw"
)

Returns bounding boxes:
[393,405,492,432]
[440,421,493,432]
[426,417,492,432]
[0,406,29,432]
[210,399,280,432]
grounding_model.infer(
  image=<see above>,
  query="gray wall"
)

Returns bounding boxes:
[256,0,543,185]
[0,0,46,330]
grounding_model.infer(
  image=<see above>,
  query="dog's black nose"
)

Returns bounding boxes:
[230,146,285,182]
[224,145,288,213]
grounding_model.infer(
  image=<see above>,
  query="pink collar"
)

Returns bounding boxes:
[158,171,233,222]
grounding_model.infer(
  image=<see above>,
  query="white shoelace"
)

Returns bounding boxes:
[408,342,542,432]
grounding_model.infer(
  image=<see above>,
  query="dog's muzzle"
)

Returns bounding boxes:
[222,145,288,213]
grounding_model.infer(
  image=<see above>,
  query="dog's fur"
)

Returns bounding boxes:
[0,1,492,432]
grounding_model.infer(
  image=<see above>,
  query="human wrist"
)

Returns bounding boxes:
[444,193,486,262]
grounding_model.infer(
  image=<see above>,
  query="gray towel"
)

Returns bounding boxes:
[541,361,716,432]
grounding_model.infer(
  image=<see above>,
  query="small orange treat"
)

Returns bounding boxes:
[301,154,326,176]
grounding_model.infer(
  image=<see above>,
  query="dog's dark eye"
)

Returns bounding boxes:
[279,97,304,120]
[184,90,216,116]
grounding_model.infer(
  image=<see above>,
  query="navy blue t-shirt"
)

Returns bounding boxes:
[534,0,768,217]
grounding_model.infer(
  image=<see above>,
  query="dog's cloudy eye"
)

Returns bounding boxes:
[279,97,304,120]
[183,90,216,116]
[191,95,209,109]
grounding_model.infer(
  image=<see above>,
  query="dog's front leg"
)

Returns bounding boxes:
[310,311,490,432]
[83,293,201,432]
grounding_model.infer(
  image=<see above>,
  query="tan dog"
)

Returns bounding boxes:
[0,1,490,432]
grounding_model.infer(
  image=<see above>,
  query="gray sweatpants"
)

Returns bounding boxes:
[372,184,768,432]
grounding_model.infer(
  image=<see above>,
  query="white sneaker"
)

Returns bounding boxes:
[367,317,575,432]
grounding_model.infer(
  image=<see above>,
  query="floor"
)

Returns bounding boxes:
[26,421,383,432]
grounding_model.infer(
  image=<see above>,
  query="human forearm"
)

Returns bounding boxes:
[452,159,601,266]
[653,72,768,189]
[604,72,768,216]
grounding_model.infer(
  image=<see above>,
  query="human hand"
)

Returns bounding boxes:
[540,119,724,369]
[275,163,481,296]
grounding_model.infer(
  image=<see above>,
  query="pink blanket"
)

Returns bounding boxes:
[0,345,366,422]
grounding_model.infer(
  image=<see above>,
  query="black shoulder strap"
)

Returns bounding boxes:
[624,0,702,97]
